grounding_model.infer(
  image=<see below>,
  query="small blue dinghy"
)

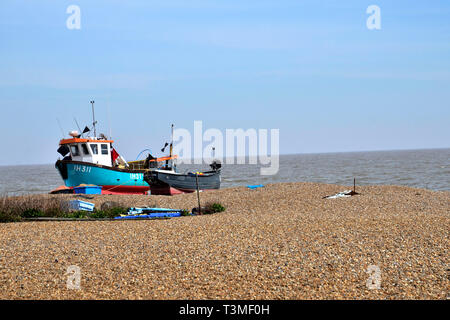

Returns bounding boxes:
[247,184,264,190]
[114,212,183,220]
[127,207,183,214]
[114,207,187,220]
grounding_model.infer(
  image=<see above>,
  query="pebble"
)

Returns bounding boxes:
[0,182,448,299]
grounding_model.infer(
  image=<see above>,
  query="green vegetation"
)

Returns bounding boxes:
[203,202,226,215]
[0,194,216,222]
[21,208,45,218]
[180,209,191,216]
[0,195,63,222]
[90,207,128,219]
[0,195,128,223]
[58,207,128,219]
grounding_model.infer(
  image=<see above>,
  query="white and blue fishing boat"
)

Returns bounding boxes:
[54,102,177,194]
[55,136,153,194]
[54,102,221,195]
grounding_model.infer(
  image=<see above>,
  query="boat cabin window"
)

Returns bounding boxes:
[81,144,89,155]
[70,145,80,156]
[101,144,109,155]
[90,144,98,155]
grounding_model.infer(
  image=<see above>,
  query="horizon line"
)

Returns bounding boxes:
[0,146,448,167]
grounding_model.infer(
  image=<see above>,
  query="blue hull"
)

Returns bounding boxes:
[55,161,149,194]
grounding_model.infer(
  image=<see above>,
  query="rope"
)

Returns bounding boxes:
[135,149,152,161]
[103,175,148,192]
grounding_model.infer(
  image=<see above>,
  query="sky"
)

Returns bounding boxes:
[0,0,449,165]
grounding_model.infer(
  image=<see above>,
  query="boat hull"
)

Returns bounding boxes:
[144,170,221,195]
[55,160,149,194]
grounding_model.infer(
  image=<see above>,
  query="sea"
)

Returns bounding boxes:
[0,148,449,196]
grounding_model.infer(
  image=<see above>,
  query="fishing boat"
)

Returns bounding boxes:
[54,101,221,195]
[54,137,180,194]
[54,101,177,195]
[144,160,221,195]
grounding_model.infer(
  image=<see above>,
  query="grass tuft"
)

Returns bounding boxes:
[0,194,128,222]
[203,202,226,215]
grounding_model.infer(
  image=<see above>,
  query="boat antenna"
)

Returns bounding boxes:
[56,118,65,138]
[170,124,174,158]
[90,100,97,137]
[107,97,112,139]
[74,118,82,136]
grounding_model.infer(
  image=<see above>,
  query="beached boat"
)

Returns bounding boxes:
[54,102,221,195]
[54,102,178,194]
[54,135,179,194]
[144,161,221,195]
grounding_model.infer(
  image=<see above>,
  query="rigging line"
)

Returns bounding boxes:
[74,118,82,136]
[136,149,153,161]
[56,118,65,138]
[105,176,148,192]
[107,97,112,139]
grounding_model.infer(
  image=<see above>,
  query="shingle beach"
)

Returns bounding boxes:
[0,182,448,299]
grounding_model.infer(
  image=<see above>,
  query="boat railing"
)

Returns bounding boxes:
[127,155,179,171]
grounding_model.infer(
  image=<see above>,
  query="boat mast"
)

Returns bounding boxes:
[170,124,174,169]
[90,100,97,137]
[170,124,174,158]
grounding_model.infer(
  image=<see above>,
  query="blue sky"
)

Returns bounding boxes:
[0,0,449,165]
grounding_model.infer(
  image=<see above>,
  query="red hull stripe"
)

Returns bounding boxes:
[149,186,192,195]
[101,185,149,195]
